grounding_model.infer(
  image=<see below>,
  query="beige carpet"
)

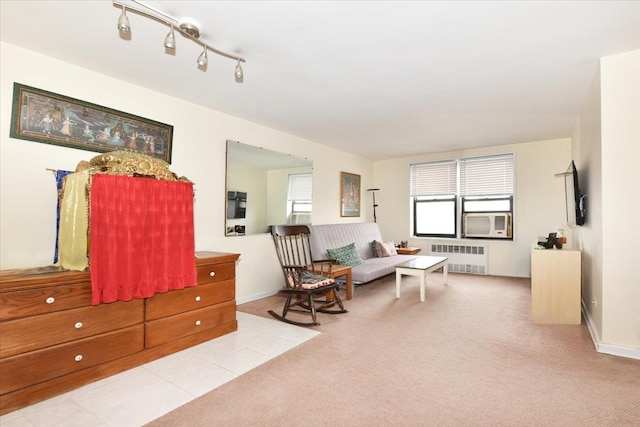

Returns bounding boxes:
[147,273,640,427]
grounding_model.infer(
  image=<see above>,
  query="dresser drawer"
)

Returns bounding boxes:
[197,261,235,285]
[0,282,92,321]
[0,325,143,395]
[146,279,235,320]
[0,299,144,358]
[145,299,236,348]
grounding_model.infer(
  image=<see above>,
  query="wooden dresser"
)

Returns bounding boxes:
[0,251,239,415]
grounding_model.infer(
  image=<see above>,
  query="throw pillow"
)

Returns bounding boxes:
[327,242,364,266]
[371,240,379,257]
[375,241,398,257]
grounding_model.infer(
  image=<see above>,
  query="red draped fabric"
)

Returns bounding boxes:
[89,174,197,305]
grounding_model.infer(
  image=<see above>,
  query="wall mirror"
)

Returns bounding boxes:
[225,140,313,236]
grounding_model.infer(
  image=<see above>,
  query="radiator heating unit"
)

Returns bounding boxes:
[428,243,488,274]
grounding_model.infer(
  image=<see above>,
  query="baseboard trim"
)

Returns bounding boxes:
[237,290,280,306]
[582,300,640,360]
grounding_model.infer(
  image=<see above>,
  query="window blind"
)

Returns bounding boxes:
[288,173,312,201]
[459,153,514,196]
[410,160,457,196]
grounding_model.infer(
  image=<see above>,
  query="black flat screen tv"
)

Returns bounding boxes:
[564,161,586,226]
[227,191,247,219]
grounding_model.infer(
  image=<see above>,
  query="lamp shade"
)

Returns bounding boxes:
[197,47,208,66]
[234,60,243,79]
[164,26,175,49]
[117,7,130,32]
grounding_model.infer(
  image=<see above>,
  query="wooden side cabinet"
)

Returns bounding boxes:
[396,247,421,255]
[531,249,581,324]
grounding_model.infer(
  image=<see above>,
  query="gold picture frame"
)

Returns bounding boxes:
[10,82,174,163]
[340,171,361,217]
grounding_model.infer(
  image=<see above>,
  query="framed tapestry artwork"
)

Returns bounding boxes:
[9,82,174,163]
[340,171,361,217]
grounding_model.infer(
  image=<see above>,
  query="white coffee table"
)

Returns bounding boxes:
[395,256,448,302]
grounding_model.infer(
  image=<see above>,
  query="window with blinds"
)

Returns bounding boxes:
[288,173,312,201]
[288,173,312,224]
[410,160,457,197]
[410,153,514,239]
[460,154,514,197]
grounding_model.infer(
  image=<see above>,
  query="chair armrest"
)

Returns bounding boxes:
[311,260,334,275]
[316,258,337,264]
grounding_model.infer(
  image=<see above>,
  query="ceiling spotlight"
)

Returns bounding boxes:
[112,0,245,82]
[164,25,175,49]
[197,46,208,66]
[235,59,244,80]
[117,6,130,32]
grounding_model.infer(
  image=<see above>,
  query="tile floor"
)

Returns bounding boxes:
[0,312,319,427]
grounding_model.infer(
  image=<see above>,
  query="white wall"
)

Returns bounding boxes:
[599,50,640,350]
[576,49,640,357]
[373,138,572,277]
[0,42,374,302]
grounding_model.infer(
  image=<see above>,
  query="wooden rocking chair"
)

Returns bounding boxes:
[269,225,348,326]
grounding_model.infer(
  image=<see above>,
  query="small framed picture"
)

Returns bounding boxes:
[340,172,361,217]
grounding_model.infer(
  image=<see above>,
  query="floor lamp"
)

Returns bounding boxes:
[367,188,380,223]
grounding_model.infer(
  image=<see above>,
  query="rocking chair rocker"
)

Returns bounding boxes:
[269,225,348,326]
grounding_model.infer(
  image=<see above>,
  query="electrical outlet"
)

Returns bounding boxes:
[592,297,598,308]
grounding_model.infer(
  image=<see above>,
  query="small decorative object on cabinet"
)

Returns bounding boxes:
[531,248,581,324]
[0,251,239,415]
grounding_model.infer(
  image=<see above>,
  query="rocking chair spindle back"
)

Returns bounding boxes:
[269,225,348,326]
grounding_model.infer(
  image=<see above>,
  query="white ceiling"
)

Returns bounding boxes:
[1,1,639,160]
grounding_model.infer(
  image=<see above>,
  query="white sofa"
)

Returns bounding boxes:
[308,222,420,284]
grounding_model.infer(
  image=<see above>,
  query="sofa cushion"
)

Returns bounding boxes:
[371,240,379,257]
[327,242,364,266]
[375,241,398,257]
[292,271,335,290]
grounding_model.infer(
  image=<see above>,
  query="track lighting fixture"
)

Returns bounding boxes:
[117,6,130,32]
[113,0,246,82]
[163,25,175,49]
[235,58,244,80]
[197,46,208,66]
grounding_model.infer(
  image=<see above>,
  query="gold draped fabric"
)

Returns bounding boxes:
[56,169,90,271]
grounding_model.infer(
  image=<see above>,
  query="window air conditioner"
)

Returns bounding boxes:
[289,212,311,225]
[463,212,512,239]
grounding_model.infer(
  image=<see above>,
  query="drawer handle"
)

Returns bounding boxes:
[209,271,216,277]
[75,355,83,362]
[195,296,201,302]
[46,297,55,304]
[195,320,202,326]
[75,322,83,329]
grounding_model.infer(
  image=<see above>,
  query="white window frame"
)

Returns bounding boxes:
[411,153,515,240]
[287,173,312,224]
